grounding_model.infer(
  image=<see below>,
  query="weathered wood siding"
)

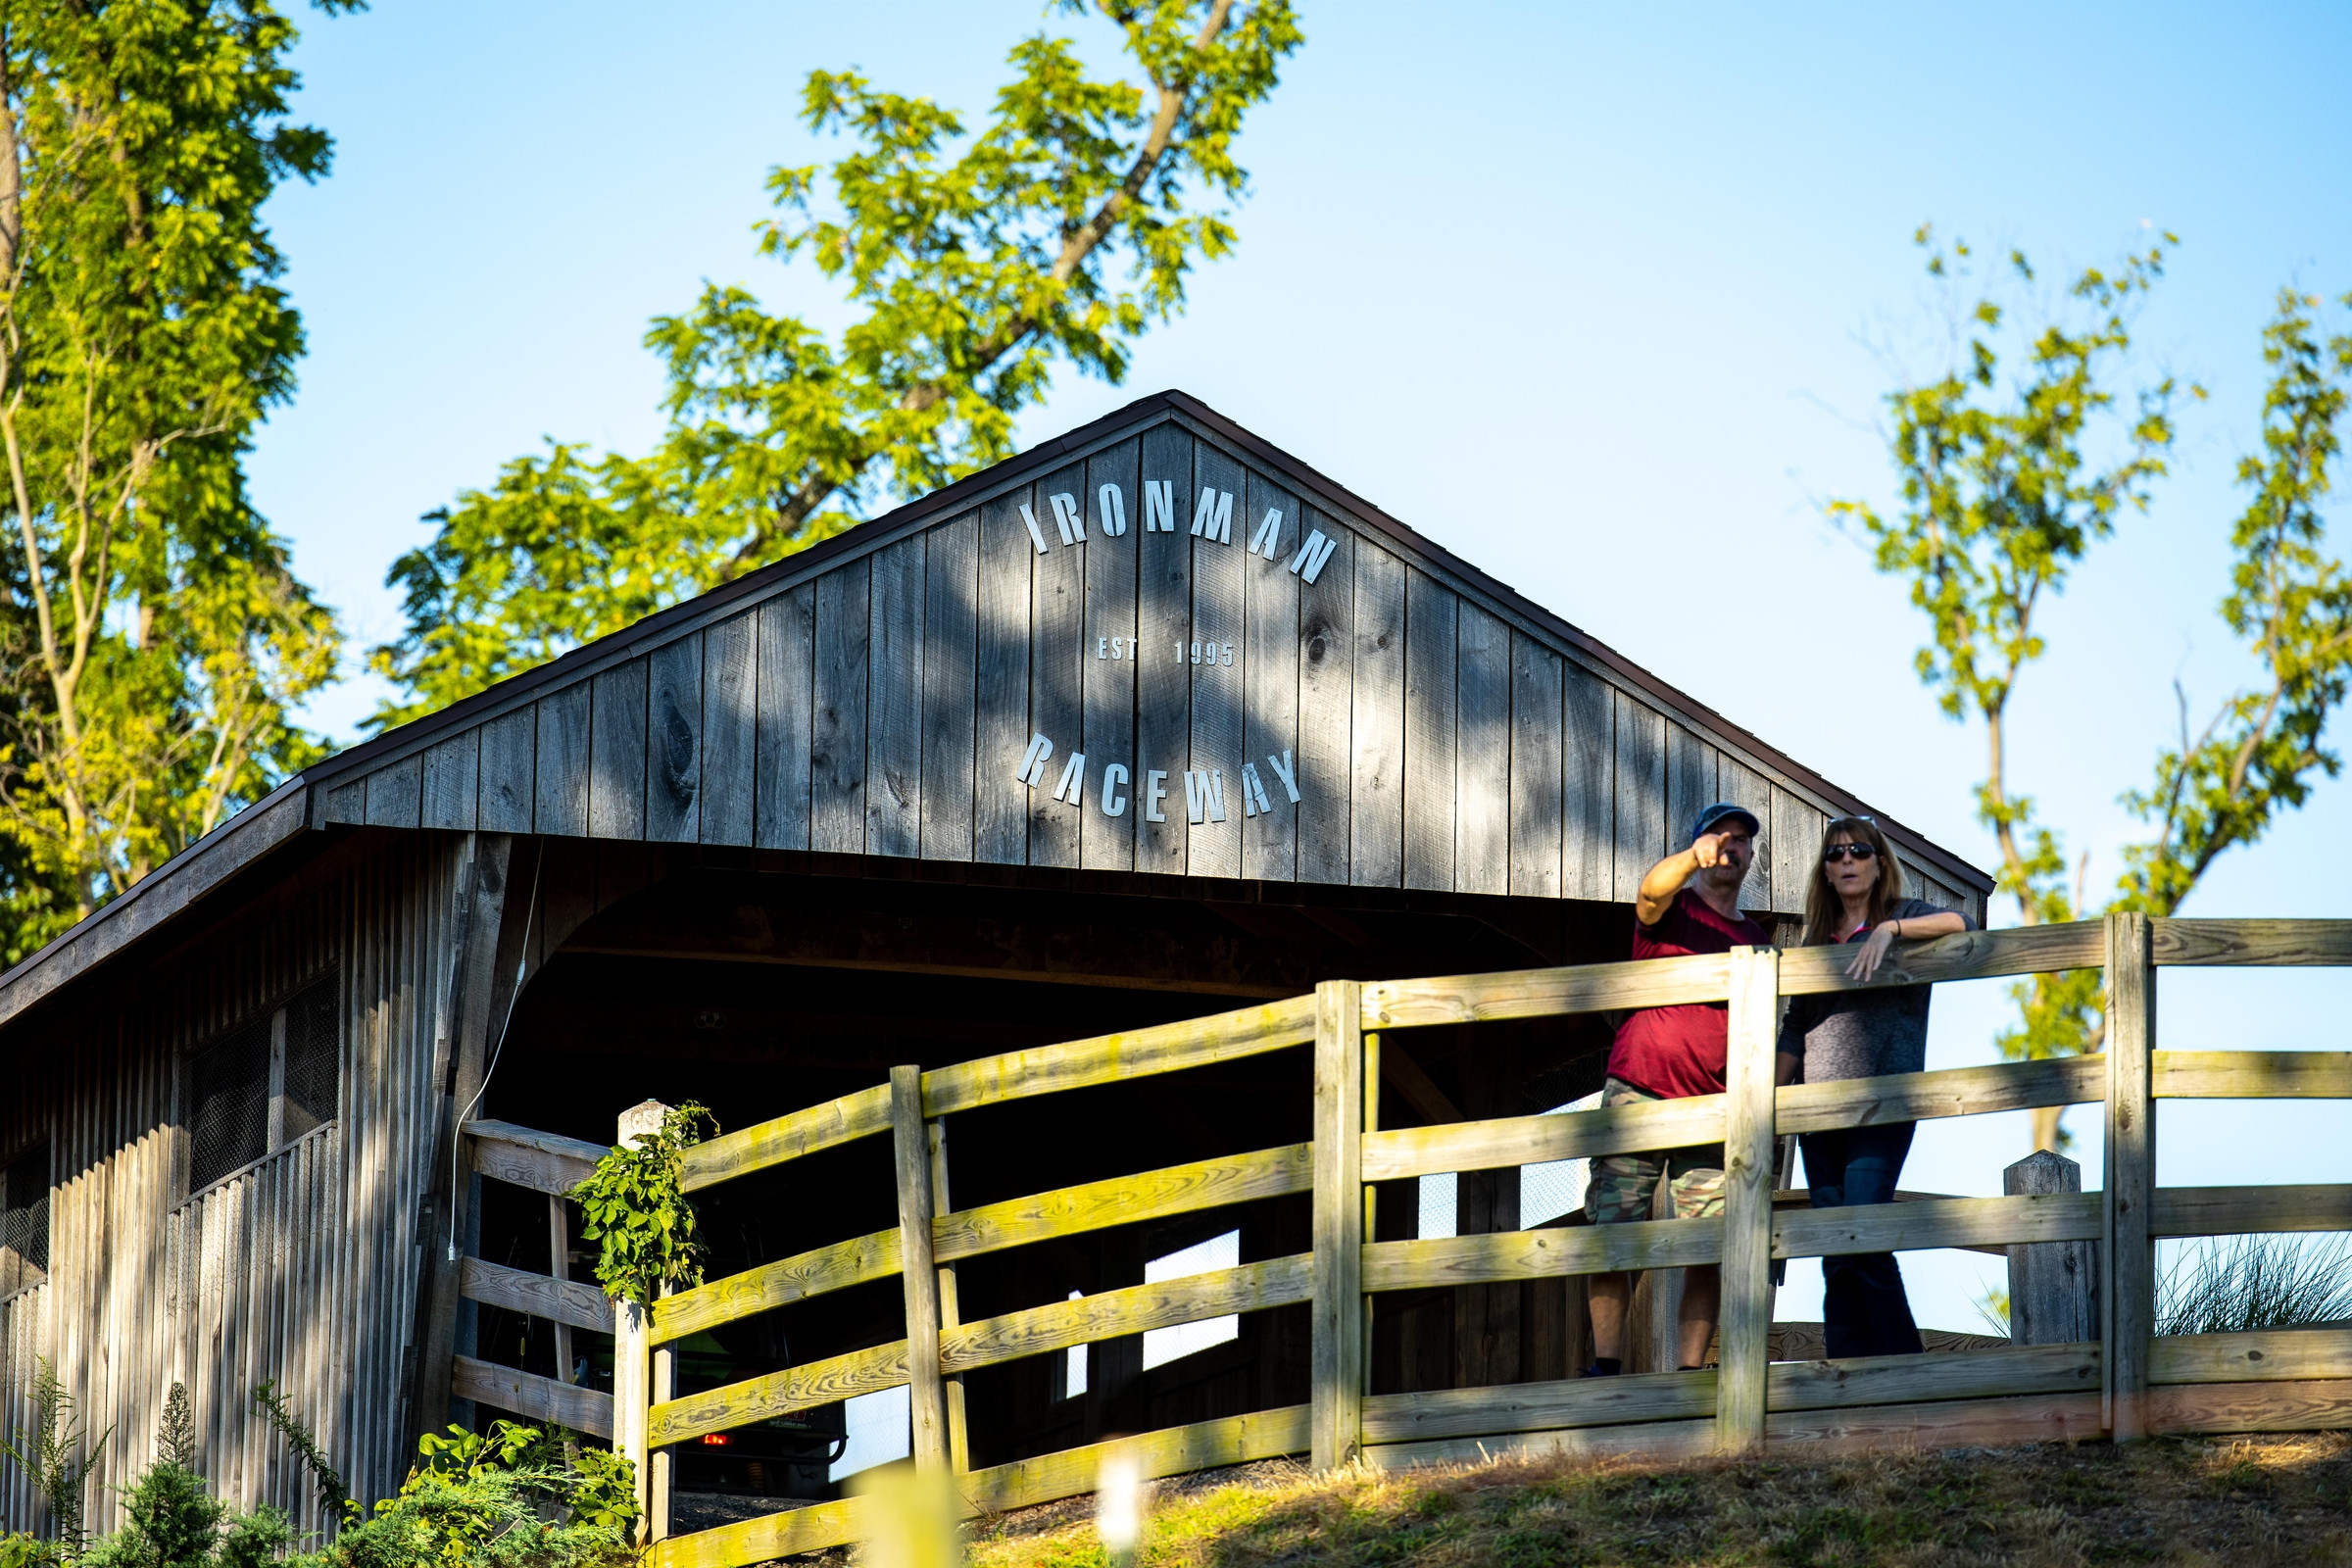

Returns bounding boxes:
[0,834,465,1539]
[315,414,1982,917]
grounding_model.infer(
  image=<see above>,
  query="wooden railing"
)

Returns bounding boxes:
[460,914,2352,1567]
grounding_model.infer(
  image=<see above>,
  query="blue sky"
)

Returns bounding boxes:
[250,1,2352,1329]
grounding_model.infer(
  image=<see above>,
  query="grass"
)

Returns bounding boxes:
[2158,1234,2352,1336]
[958,1434,2352,1568]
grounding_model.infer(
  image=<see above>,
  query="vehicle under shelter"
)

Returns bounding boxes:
[0,391,1988,1541]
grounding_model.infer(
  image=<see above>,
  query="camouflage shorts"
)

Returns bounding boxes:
[1583,1076,1727,1223]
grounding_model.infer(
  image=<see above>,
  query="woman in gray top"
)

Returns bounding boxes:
[1774,814,1975,1358]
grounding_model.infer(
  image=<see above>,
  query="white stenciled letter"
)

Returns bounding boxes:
[1144,769,1169,822]
[1240,762,1273,816]
[1288,529,1337,584]
[1144,479,1175,532]
[1248,508,1283,560]
[1184,770,1207,825]
[1051,492,1085,546]
[1098,483,1127,536]
[1101,762,1130,817]
[1191,487,1234,545]
[1265,749,1301,804]
[1019,503,1052,555]
[1016,733,1054,787]
[1052,751,1087,805]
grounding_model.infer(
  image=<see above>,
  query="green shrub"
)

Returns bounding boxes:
[78,1385,290,1568]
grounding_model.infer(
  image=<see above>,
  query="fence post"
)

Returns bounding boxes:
[1309,979,1365,1471]
[2005,1151,2095,1345]
[891,1065,953,1474]
[927,1116,970,1474]
[612,1099,668,1544]
[2103,910,2156,1440]
[1716,945,1778,1455]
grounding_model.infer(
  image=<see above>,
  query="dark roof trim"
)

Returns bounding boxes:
[0,776,314,1028]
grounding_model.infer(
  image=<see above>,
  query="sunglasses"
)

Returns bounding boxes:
[1823,842,1879,862]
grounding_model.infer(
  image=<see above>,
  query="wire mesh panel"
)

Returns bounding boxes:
[282,972,341,1139]
[189,1014,271,1191]
[0,1142,46,1295]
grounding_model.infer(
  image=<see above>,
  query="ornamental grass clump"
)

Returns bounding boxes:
[2158,1232,2352,1336]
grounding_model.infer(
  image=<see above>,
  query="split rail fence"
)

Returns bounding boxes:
[456,912,2352,1567]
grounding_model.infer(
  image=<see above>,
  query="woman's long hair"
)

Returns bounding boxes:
[1800,815,1906,946]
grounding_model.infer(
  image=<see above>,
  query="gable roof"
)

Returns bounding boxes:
[0,389,1991,1026]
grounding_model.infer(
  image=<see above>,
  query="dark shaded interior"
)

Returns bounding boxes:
[469,851,1661,1503]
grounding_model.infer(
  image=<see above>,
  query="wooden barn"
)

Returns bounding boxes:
[0,390,1990,1542]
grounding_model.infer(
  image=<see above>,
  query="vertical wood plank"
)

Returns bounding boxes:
[1136,425,1194,874]
[1401,570,1456,892]
[420,731,480,832]
[926,1118,969,1473]
[1242,469,1301,881]
[547,1194,574,1390]
[1718,756,1775,915]
[1454,603,1510,896]
[535,685,592,838]
[1309,979,1365,1470]
[1081,443,1140,871]
[812,559,872,857]
[867,533,927,858]
[1771,786,1826,924]
[1562,664,1613,901]
[975,491,1034,864]
[2104,910,2155,1441]
[645,636,703,845]
[1295,511,1353,885]
[1029,467,1087,869]
[589,662,649,840]
[1508,631,1563,898]
[1665,726,1716,853]
[1611,694,1665,900]
[479,709,536,834]
[920,513,980,862]
[364,757,421,829]
[890,1066,951,1473]
[2005,1151,2095,1345]
[700,612,758,848]
[1717,946,1778,1453]
[1186,444,1248,879]
[755,584,816,852]
[1350,545,1406,888]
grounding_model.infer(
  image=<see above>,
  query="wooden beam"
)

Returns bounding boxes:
[2150,1182,2352,1237]
[1363,1094,1727,1181]
[2150,1327,2352,1385]
[651,1227,902,1345]
[648,1341,908,1446]
[2152,917,2352,967]
[2143,1378,2352,1436]
[649,1498,865,1568]
[956,1404,1310,1518]
[1777,921,2103,997]
[2153,1051,2352,1099]
[2105,910,2156,1442]
[1776,1193,2103,1259]
[679,1084,893,1192]
[1776,1056,2104,1136]
[930,1143,1312,1265]
[408,832,514,1446]
[1363,1369,1713,1444]
[937,1255,1313,1376]
[467,1118,607,1196]
[920,994,1317,1116]
[891,1066,952,1476]
[453,1354,613,1439]
[1310,979,1366,1470]
[459,1256,612,1335]
[1716,946,1777,1454]
[1363,952,1731,1029]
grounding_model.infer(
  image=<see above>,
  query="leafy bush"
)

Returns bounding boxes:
[2158,1233,2352,1336]
[570,1101,716,1307]
[292,1421,637,1568]
[79,1385,289,1568]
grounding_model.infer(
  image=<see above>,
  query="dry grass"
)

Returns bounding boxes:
[960,1433,2352,1567]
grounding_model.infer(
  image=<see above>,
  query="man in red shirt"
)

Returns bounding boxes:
[1582,802,1768,1376]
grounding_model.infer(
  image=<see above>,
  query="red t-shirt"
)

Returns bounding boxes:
[1604,888,1770,1099]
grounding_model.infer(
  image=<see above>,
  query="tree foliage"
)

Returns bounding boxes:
[368,0,1302,728]
[0,0,350,960]
[1840,233,2352,1148]
[569,1101,715,1309]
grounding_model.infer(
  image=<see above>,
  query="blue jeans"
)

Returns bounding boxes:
[1798,1122,1926,1359]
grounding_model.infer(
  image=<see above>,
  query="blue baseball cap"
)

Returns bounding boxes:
[1690,802,1761,841]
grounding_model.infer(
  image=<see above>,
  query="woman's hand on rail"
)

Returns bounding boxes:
[1845,923,1900,981]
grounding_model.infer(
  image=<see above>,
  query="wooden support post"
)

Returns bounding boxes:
[652,1291,674,1541]
[1361,1031,1380,1398]
[1309,979,1365,1471]
[927,1117,970,1474]
[2005,1151,2095,1345]
[548,1195,575,1384]
[1716,945,1778,1454]
[613,1100,666,1544]
[891,1065,952,1474]
[2104,910,2156,1440]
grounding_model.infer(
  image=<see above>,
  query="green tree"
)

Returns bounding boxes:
[368,0,1302,727]
[1839,232,2352,1150]
[0,0,351,960]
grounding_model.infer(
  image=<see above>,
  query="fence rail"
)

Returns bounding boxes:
[448,915,2352,1567]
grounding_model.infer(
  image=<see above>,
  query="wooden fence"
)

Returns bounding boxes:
[458,912,2352,1567]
